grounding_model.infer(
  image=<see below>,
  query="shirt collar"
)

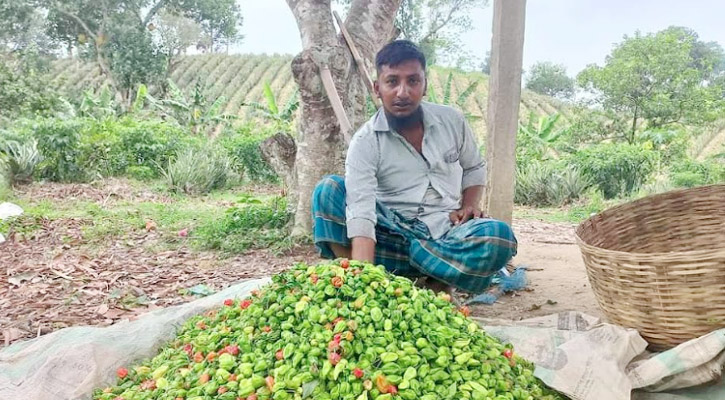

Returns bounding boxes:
[372,101,442,133]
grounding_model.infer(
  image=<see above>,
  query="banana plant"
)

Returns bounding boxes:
[243,81,299,133]
[146,79,236,135]
[518,112,569,160]
[426,72,481,122]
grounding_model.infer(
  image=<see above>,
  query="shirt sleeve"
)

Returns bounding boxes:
[458,114,487,190]
[345,129,379,242]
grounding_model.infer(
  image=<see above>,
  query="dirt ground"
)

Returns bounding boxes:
[0,180,602,347]
[473,218,602,320]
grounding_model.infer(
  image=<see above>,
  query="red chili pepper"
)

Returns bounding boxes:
[206,351,217,362]
[247,394,258,400]
[183,343,193,356]
[140,379,156,390]
[328,352,341,365]
[229,373,237,382]
[275,349,284,360]
[251,290,261,297]
[389,385,398,395]
[196,320,207,330]
[503,349,514,359]
[193,351,204,363]
[240,299,252,310]
[310,273,319,284]
[116,367,128,379]
[199,373,210,384]
[459,306,471,317]
[340,259,350,269]
[225,345,240,356]
[331,276,344,288]
[333,333,342,343]
[223,298,234,307]
[218,386,229,394]
[262,326,271,333]
[353,368,364,379]
[332,317,345,325]
[265,376,275,391]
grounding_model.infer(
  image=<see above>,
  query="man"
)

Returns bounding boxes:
[312,40,517,294]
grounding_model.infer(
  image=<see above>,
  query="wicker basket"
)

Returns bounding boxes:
[575,184,725,351]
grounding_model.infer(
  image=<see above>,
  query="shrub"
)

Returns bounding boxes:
[0,159,11,199]
[669,159,725,188]
[0,139,43,184]
[570,143,658,199]
[162,144,232,194]
[34,118,88,182]
[194,195,292,253]
[515,161,590,207]
[220,124,278,183]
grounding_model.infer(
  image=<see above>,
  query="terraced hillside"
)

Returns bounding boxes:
[50,54,574,136]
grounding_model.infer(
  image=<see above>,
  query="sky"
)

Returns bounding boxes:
[234,0,725,77]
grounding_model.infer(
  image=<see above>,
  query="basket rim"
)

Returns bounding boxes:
[575,184,725,259]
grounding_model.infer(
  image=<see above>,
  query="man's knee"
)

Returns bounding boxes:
[312,175,346,215]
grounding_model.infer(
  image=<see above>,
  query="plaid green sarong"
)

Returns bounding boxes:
[312,175,518,293]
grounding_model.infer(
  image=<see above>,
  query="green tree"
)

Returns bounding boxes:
[578,26,725,142]
[525,61,574,100]
[338,0,487,65]
[6,0,243,106]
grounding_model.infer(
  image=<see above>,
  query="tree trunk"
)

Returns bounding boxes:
[286,0,402,237]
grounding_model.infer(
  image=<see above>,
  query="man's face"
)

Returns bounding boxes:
[374,59,426,118]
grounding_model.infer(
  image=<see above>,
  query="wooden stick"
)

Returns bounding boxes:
[333,11,381,109]
[320,65,353,145]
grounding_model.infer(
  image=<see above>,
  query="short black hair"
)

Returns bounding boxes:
[375,40,426,73]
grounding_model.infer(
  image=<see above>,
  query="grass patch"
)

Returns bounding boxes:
[192,195,293,255]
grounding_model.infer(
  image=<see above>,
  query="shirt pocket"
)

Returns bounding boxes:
[443,146,460,163]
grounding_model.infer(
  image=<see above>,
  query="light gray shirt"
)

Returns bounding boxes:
[345,101,486,241]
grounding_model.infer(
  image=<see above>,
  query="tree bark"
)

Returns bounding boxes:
[286,0,402,236]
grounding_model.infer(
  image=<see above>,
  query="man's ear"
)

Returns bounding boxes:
[373,80,381,98]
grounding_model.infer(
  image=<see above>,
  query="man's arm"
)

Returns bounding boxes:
[345,131,379,262]
[450,114,487,225]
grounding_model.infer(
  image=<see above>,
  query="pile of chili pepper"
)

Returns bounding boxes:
[94,260,564,400]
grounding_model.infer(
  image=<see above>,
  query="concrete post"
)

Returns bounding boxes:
[484,0,526,225]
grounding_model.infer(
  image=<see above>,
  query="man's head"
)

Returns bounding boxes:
[374,40,427,126]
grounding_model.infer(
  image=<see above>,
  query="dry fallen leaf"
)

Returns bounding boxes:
[8,272,35,287]
[96,304,109,316]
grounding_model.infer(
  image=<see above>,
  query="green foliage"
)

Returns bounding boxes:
[106,24,167,100]
[77,86,120,119]
[525,62,574,100]
[515,162,590,207]
[194,195,292,254]
[0,55,64,120]
[517,112,568,160]
[243,81,299,133]
[162,144,232,194]
[34,119,88,182]
[571,143,658,199]
[0,138,42,184]
[669,159,725,188]
[220,124,278,183]
[578,26,725,140]
[426,72,481,122]
[0,160,10,200]
[149,79,235,134]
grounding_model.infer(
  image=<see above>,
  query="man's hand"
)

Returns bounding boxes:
[449,205,487,226]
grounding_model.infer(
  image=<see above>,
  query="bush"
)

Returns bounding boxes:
[669,159,725,188]
[570,143,658,199]
[220,124,278,183]
[162,144,232,194]
[34,118,89,182]
[0,159,11,199]
[515,161,590,207]
[0,139,43,184]
[194,195,292,253]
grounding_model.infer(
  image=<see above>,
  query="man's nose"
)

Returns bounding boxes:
[396,84,410,98]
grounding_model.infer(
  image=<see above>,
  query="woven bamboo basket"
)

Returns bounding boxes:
[575,184,725,351]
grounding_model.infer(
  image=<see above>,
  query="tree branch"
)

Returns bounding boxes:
[143,0,167,27]
[420,0,464,44]
[286,0,338,49]
[346,0,403,61]
[53,4,98,40]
